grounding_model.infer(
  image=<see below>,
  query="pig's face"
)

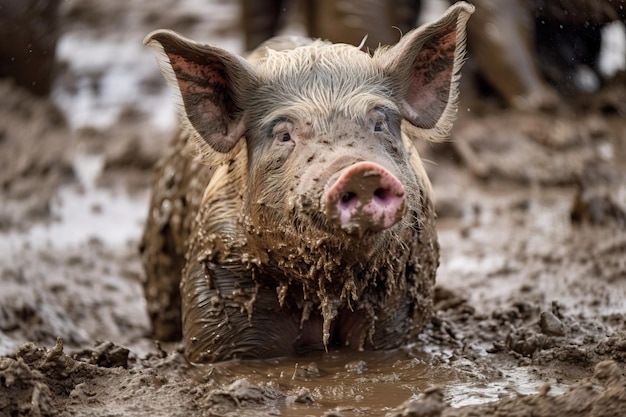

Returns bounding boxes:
[243,44,416,246]
[144,1,473,268]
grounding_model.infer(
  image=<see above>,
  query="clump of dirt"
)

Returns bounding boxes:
[0,338,201,417]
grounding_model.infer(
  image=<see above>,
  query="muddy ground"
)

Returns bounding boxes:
[1,1,626,416]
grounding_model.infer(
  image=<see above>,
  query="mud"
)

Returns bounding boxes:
[1,1,626,416]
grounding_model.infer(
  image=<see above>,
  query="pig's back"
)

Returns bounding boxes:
[139,129,215,341]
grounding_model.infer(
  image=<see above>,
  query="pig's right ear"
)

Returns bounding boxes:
[144,30,257,153]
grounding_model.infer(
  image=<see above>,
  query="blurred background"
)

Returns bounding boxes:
[1,0,624,127]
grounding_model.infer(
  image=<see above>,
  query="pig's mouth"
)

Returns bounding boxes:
[322,161,407,238]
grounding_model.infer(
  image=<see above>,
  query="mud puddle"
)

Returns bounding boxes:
[197,346,566,415]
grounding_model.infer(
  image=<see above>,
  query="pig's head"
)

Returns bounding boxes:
[145,3,473,279]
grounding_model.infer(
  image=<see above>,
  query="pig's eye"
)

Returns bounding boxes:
[272,119,295,143]
[370,107,389,133]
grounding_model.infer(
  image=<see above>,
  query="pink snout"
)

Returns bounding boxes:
[324,161,406,236]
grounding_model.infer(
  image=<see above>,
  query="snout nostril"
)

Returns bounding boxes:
[339,192,358,210]
[373,188,392,204]
[342,192,356,203]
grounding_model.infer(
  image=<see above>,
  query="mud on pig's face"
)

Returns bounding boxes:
[244,95,413,239]
[144,2,474,241]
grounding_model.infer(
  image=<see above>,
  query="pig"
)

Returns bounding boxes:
[140,2,474,363]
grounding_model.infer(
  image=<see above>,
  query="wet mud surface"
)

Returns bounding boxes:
[1,1,626,416]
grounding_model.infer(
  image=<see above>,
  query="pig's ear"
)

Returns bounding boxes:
[144,30,256,153]
[376,2,474,141]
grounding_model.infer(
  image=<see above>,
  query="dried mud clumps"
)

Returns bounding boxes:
[0,338,199,417]
[0,339,97,417]
[497,302,626,368]
[0,355,55,417]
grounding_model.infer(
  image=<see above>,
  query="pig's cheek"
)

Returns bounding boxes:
[270,141,297,168]
[256,144,295,176]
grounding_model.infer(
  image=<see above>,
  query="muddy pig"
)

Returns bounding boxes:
[140,2,474,363]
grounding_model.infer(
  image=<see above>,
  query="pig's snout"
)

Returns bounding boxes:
[324,162,406,236]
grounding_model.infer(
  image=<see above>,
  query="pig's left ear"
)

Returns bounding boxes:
[144,30,257,153]
[376,2,474,141]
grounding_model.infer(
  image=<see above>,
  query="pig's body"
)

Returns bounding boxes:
[141,3,473,363]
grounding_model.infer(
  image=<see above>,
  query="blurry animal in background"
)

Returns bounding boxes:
[467,0,626,110]
[0,0,62,96]
[242,0,626,111]
[242,0,422,52]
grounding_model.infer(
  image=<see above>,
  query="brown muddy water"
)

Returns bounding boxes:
[195,344,556,415]
[1,0,626,416]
